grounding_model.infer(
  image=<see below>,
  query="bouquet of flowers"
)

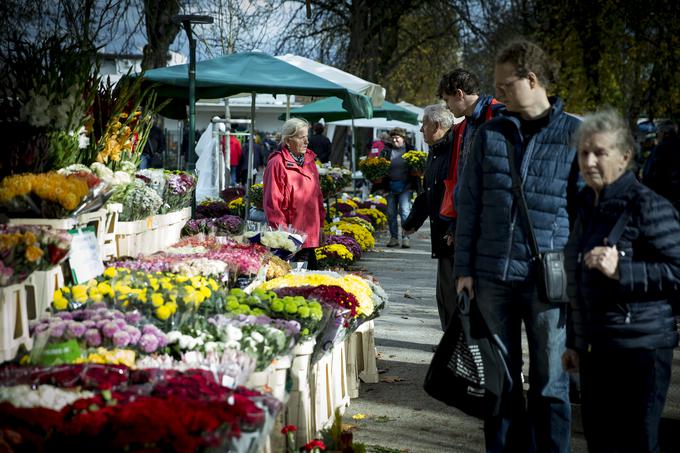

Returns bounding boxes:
[109,179,163,221]
[323,221,375,251]
[323,234,362,260]
[0,367,272,452]
[162,170,196,213]
[28,307,168,367]
[314,244,355,269]
[358,156,390,181]
[354,207,387,228]
[0,172,94,218]
[402,150,428,175]
[135,169,166,200]
[0,225,71,286]
[228,197,245,217]
[248,183,264,209]
[223,288,325,339]
[169,236,270,277]
[181,214,243,236]
[247,227,306,260]
[317,165,352,198]
[52,267,226,328]
[196,199,230,219]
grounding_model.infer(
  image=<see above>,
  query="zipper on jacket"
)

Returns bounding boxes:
[616,303,631,324]
[502,212,517,280]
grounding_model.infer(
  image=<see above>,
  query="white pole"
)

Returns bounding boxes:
[351,116,357,193]
[244,92,256,223]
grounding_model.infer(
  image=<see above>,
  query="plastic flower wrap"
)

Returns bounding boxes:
[314,244,354,269]
[248,183,264,209]
[323,221,375,251]
[0,172,93,218]
[109,178,163,221]
[247,226,306,259]
[0,225,71,286]
[52,267,226,328]
[354,208,387,228]
[28,307,168,366]
[402,150,428,173]
[358,156,390,181]
[166,314,297,371]
[181,215,243,237]
[323,234,362,260]
[135,169,166,200]
[162,170,196,213]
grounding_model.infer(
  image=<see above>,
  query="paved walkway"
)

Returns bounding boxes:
[342,225,680,452]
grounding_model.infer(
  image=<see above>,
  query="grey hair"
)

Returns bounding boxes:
[575,109,636,169]
[281,117,309,144]
[423,103,455,130]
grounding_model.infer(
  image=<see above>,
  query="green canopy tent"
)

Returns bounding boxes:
[141,51,373,221]
[279,97,419,125]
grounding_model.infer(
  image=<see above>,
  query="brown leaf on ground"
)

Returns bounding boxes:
[380,375,407,383]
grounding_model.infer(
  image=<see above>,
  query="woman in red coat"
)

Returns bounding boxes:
[263,117,325,268]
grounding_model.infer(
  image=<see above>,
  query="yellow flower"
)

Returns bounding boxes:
[53,290,68,310]
[199,286,211,299]
[97,282,113,297]
[151,293,164,307]
[156,304,172,321]
[103,267,116,278]
[71,285,88,303]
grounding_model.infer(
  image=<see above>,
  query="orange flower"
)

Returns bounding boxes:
[25,245,44,262]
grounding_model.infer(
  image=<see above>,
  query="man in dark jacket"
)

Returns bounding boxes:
[642,119,680,210]
[308,122,332,163]
[402,104,456,330]
[454,40,580,452]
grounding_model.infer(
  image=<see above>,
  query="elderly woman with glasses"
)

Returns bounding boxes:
[263,117,325,268]
[563,109,680,453]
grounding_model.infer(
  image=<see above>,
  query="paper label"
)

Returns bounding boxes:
[68,227,104,283]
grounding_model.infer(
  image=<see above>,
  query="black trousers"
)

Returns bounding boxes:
[293,247,318,270]
[435,256,456,330]
[578,347,673,453]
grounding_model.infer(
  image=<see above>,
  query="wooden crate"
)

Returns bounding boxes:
[100,203,122,260]
[0,284,32,362]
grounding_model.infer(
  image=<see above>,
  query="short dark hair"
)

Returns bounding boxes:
[313,122,325,134]
[437,68,481,98]
[496,39,558,88]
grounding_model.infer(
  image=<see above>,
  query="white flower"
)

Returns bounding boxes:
[166,331,182,343]
[225,324,243,342]
[250,331,264,343]
[20,92,51,127]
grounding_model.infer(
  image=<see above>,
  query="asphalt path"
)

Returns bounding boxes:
[343,224,680,453]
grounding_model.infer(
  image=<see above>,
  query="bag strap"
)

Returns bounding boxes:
[505,140,541,259]
[605,200,633,246]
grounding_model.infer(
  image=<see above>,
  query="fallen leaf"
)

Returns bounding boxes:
[352,413,366,420]
[380,375,407,383]
[404,290,416,299]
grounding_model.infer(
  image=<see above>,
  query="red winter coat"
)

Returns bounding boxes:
[263,146,325,248]
[221,136,243,167]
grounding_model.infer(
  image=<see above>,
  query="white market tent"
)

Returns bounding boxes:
[276,54,386,107]
[326,117,425,152]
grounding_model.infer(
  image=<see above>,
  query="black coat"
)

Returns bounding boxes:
[402,131,455,258]
[308,134,332,163]
[565,171,680,351]
[643,134,680,209]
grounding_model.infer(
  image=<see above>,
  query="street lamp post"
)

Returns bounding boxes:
[172,14,213,217]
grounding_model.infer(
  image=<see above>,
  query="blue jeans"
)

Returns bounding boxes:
[476,278,571,453]
[386,190,412,239]
[230,167,238,186]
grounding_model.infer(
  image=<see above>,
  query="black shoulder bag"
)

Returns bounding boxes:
[423,290,509,419]
[506,140,569,303]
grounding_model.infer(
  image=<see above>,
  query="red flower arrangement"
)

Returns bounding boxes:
[0,366,274,452]
[273,285,359,318]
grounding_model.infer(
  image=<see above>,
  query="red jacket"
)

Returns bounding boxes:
[263,146,326,248]
[221,136,242,167]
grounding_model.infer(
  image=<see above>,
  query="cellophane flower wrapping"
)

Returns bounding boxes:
[246,226,307,259]
[0,225,71,286]
[162,170,196,213]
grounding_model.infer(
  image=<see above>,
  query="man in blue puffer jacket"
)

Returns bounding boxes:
[454,40,581,453]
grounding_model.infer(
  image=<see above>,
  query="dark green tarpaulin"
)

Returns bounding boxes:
[279,96,419,125]
[142,52,373,120]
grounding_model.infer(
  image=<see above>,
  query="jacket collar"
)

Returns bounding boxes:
[430,129,454,155]
[274,146,317,176]
[468,94,494,122]
[582,170,638,205]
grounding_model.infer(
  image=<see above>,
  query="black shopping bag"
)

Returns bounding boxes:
[423,291,509,419]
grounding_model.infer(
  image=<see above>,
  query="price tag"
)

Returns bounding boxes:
[333,217,341,223]
[341,193,348,201]
[370,205,376,210]
[68,226,104,283]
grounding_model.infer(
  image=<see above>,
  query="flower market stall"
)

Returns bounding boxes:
[0,36,391,453]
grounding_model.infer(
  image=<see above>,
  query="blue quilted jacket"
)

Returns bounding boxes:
[454,97,581,281]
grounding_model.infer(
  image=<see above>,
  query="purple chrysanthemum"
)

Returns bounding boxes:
[84,328,102,347]
[112,330,131,348]
[138,333,159,353]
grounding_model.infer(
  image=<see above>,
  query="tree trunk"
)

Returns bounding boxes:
[141,0,182,71]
